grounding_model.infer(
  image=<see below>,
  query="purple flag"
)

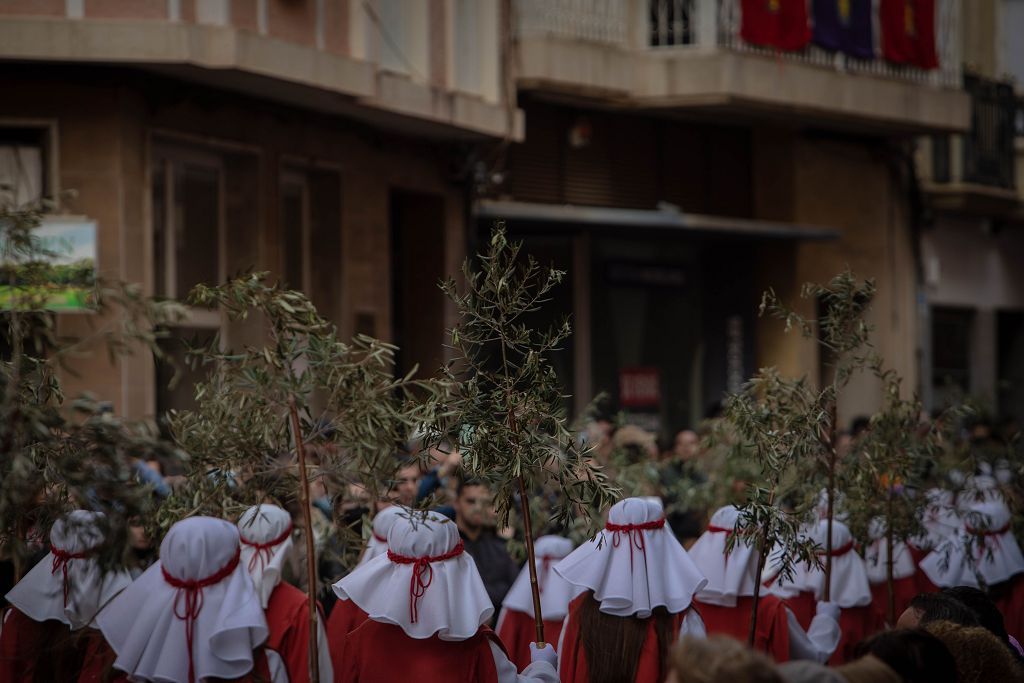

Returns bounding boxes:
[813,0,873,59]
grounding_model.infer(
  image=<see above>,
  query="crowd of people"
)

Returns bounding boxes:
[0,417,1022,682]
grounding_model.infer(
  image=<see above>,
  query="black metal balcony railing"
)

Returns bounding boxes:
[932,75,1018,190]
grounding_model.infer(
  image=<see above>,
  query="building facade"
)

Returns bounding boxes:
[487,0,972,436]
[0,0,518,420]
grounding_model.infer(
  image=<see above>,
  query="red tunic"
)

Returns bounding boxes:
[558,593,686,683]
[76,630,129,683]
[993,573,1024,644]
[908,546,940,595]
[337,619,506,683]
[869,576,918,627]
[327,598,369,674]
[693,595,791,662]
[495,608,566,671]
[265,581,326,683]
[0,607,84,683]
[781,591,816,631]
[828,605,879,666]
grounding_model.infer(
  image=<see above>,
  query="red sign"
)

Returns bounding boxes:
[619,367,661,408]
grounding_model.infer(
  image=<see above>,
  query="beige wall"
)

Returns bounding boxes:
[2,68,468,419]
[753,130,919,427]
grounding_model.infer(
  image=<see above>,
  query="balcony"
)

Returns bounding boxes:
[514,0,970,134]
[921,75,1021,215]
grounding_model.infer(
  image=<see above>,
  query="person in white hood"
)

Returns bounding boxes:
[333,510,557,682]
[237,504,332,683]
[689,505,840,663]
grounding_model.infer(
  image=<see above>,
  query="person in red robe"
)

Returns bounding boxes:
[496,535,582,670]
[237,504,332,683]
[333,509,558,682]
[907,488,958,595]
[552,498,708,683]
[920,498,1024,644]
[96,516,276,683]
[325,504,405,667]
[863,516,919,627]
[1,510,133,683]
[688,506,840,663]
[802,519,880,665]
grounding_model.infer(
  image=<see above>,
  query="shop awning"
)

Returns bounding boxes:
[475,200,839,241]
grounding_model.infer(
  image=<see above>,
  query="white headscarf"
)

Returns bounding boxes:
[688,506,759,607]
[805,520,872,608]
[96,516,270,683]
[237,504,294,609]
[333,510,493,641]
[358,505,407,567]
[863,517,916,584]
[912,488,960,551]
[502,535,583,621]
[553,497,707,618]
[919,500,1024,588]
[5,510,132,630]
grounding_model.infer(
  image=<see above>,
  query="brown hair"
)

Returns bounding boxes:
[575,591,676,683]
[669,635,782,683]
[923,620,1024,683]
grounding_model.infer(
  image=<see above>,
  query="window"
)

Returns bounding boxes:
[151,144,227,417]
[0,125,50,207]
[279,166,342,323]
[932,307,974,408]
[375,0,427,79]
[151,147,224,301]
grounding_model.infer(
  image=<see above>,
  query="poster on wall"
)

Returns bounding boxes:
[0,215,97,311]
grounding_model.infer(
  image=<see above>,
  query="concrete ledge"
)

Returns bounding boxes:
[0,18,519,140]
[517,36,971,134]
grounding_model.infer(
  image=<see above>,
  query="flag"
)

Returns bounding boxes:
[880,0,938,69]
[812,0,873,59]
[741,0,812,52]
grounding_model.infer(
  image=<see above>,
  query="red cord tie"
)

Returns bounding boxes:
[816,540,855,557]
[605,518,665,567]
[707,524,736,570]
[373,532,387,544]
[162,547,241,683]
[239,523,293,573]
[387,540,465,624]
[50,547,90,607]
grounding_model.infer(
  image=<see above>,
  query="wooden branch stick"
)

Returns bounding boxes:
[824,400,837,603]
[886,490,896,625]
[289,399,321,683]
[518,474,546,646]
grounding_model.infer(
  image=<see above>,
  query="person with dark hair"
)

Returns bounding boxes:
[455,479,519,615]
[895,591,980,629]
[923,620,1024,683]
[941,586,1024,659]
[553,498,708,682]
[852,629,958,683]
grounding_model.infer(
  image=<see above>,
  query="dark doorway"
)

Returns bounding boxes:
[390,190,446,379]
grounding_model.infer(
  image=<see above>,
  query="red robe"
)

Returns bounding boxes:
[693,595,791,662]
[558,593,687,683]
[993,573,1024,644]
[337,619,506,683]
[76,630,129,683]
[495,608,566,671]
[326,598,369,675]
[908,545,940,595]
[829,605,879,665]
[780,591,816,631]
[266,581,326,683]
[869,576,918,627]
[0,607,84,683]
